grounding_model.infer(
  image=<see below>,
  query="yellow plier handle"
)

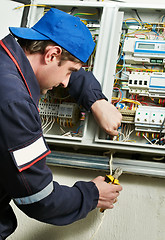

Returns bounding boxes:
[105,174,120,185]
[100,174,120,213]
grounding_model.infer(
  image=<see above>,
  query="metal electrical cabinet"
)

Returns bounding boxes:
[19,1,165,177]
[94,3,165,177]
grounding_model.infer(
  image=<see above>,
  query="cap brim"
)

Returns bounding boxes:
[9,27,50,40]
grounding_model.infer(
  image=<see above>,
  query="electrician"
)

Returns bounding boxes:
[0,8,122,239]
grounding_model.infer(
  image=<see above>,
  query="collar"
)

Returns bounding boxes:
[1,34,40,106]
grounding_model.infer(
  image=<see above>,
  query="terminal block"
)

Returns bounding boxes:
[119,109,136,122]
[39,102,80,126]
[39,102,59,117]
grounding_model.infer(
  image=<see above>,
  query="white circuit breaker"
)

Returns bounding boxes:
[128,72,165,98]
[135,106,165,133]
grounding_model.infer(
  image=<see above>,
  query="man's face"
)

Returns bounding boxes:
[37,60,82,95]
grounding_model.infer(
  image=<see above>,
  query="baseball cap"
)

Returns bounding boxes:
[9,8,95,63]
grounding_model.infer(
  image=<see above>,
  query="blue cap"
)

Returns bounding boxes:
[9,8,95,63]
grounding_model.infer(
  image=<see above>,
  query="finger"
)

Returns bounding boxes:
[114,185,123,192]
[109,204,114,209]
[113,198,118,204]
[109,129,119,136]
[114,192,120,198]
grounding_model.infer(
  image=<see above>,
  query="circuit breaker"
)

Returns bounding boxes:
[22,1,165,177]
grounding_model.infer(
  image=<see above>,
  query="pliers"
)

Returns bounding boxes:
[100,167,122,213]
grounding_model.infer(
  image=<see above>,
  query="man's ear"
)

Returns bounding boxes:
[44,46,62,64]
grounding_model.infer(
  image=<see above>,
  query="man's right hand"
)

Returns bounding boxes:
[91,99,122,136]
[92,176,123,209]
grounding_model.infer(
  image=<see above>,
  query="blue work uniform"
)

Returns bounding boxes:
[0,34,106,239]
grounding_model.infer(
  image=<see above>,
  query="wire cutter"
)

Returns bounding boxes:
[100,167,123,213]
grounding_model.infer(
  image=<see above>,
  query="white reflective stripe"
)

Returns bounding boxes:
[14,181,53,205]
[13,136,47,167]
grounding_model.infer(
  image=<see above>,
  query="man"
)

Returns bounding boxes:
[0,8,122,239]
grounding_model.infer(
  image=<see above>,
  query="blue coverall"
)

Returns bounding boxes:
[0,34,107,239]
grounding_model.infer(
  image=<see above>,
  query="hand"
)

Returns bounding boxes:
[91,99,122,136]
[92,176,122,209]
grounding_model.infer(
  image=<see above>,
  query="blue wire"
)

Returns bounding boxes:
[72,125,83,135]
[152,24,159,37]
[116,34,125,64]
[115,54,126,78]
[113,88,124,108]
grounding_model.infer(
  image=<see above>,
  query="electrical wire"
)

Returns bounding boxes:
[159,117,165,145]
[89,213,105,240]
[143,134,154,145]
[132,9,144,26]
[44,118,56,134]
[116,65,162,72]
[42,117,49,130]
[109,153,113,176]
[123,18,154,37]
[73,12,98,17]
[89,152,113,240]
[116,34,125,64]
[124,17,143,30]
[113,87,124,107]
[112,97,142,107]
[122,129,134,142]
[69,7,78,15]
[14,4,52,10]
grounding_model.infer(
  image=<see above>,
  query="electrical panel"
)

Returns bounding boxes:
[27,0,119,142]
[24,1,165,177]
[95,3,165,166]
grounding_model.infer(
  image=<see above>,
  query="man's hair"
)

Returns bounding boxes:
[18,39,82,65]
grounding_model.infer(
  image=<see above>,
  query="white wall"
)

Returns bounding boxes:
[10,166,165,240]
[1,1,165,240]
[0,0,23,39]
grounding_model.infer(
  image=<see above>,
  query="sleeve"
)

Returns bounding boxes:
[0,99,99,226]
[68,68,108,111]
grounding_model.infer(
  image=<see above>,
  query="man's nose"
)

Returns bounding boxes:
[61,76,70,88]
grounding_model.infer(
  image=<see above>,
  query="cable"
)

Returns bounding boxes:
[143,134,153,145]
[44,118,55,134]
[89,213,105,240]
[113,87,124,107]
[159,117,165,145]
[124,17,143,31]
[132,9,144,26]
[73,12,98,17]
[42,116,49,130]
[153,156,165,161]
[43,117,53,131]
[122,129,134,142]
[109,153,113,176]
[89,152,113,240]
[14,4,52,10]
[112,97,142,106]
[116,65,162,72]
[116,34,125,64]
[69,7,78,15]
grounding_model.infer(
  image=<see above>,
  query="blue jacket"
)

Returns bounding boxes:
[0,34,105,239]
